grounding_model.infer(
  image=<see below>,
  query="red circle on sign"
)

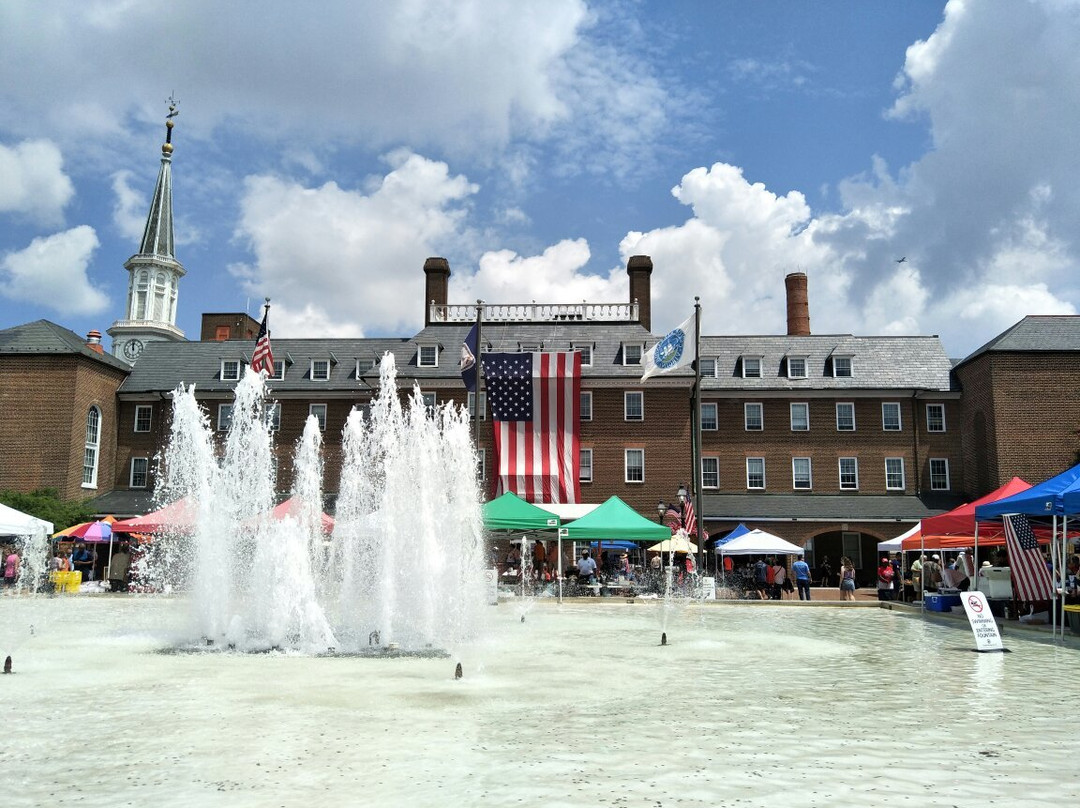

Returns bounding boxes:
[967,596,983,613]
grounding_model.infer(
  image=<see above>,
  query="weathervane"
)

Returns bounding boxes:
[163,94,179,151]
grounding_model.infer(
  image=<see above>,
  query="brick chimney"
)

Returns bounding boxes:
[784,272,810,336]
[626,255,653,331]
[85,329,105,354]
[423,257,451,326]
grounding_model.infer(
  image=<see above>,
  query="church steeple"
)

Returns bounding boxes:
[108,98,186,363]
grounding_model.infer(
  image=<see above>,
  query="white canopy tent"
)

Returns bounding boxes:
[716,529,803,556]
[0,502,53,536]
[878,523,919,552]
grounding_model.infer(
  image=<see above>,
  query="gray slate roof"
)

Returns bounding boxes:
[698,334,954,392]
[956,315,1080,368]
[0,319,131,372]
[702,492,962,523]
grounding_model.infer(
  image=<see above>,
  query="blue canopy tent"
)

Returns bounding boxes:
[713,523,752,549]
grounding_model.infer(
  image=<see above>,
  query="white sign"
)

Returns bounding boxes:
[484,567,499,605]
[700,576,716,601]
[961,590,1004,652]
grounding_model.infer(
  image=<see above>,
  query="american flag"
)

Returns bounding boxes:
[250,306,273,376]
[481,351,581,504]
[683,496,698,539]
[1002,513,1053,602]
[664,503,683,535]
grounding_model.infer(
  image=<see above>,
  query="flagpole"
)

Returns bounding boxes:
[692,296,704,576]
[474,299,484,490]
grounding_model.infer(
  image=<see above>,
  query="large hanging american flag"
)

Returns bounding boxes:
[1002,514,1053,602]
[481,351,581,504]
[250,305,274,376]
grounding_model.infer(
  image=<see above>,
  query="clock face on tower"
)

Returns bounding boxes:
[123,338,144,360]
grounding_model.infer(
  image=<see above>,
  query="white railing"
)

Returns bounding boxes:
[430,302,638,323]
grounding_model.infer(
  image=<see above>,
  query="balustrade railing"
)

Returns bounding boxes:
[430,302,638,323]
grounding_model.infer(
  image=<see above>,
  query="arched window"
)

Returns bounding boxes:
[82,406,101,487]
[134,271,149,319]
[168,276,178,323]
[152,273,167,321]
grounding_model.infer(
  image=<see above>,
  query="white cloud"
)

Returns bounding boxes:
[0,139,74,224]
[0,226,108,313]
[111,170,146,241]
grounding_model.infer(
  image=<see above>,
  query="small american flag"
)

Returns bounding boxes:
[481,351,581,504]
[683,496,698,539]
[251,305,273,376]
[664,503,683,535]
[1002,514,1053,602]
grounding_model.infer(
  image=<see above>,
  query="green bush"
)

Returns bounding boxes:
[0,488,97,533]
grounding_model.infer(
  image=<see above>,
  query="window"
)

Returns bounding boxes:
[790,403,809,431]
[792,457,812,490]
[699,358,717,378]
[417,345,438,368]
[477,448,487,482]
[700,402,718,431]
[580,391,593,422]
[929,458,950,490]
[420,392,436,412]
[624,391,644,421]
[622,344,643,366]
[152,272,167,321]
[624,449,645,483]
[130,457,149,488]
[580,448,593,482]
[467,391,487,420]
[217,404,233,432]
[269,360,285,381]
[835,402,855,431]
[309,403,327,431]
[885,457,906,490]
[266,402,281,432]
[701,457,719,489]
[882,402,901,431]
[746,457,765,490]
[926,403,946,432]
[311,360,330,381]
[839,458,859,490]
[214,325,230,341]
[744,402,763,431]
[842,531,862,568]
[134,405,152,433]
[833,356,853,377]
[572,343,593,366]
[134,271,149,319]
[221,360,241,381]
[82,406,101,487]
[742,356,762,378]
[787,356,807,379]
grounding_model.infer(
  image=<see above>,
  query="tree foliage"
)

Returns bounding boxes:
[0,488,97,533]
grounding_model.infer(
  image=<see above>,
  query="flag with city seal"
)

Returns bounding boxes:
[641,313,696,381]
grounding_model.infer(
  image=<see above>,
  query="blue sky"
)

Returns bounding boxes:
[2,0,1078,358]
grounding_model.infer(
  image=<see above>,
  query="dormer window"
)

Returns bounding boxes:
[418,344,439,368]
[572,343,593,367]
[622,343,644,366]
[742,356,762,378]
[221,360,241,381]
[311,360,330,381]
[699,358,717,378]
[269,360,285,381]
[787,356,808,379]
[833,356,853,377]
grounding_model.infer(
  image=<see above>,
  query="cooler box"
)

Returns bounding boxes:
[925,592,962,612]
[1065,605,1080,636]
[977,566,1013,599]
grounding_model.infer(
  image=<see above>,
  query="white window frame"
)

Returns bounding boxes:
[838,457,859,490]
[787,356,808,379]
[217,403,233,432]
[746,457,766,490]
[572,343,593,367]
[882,402,902,431]
[929,458,951,491]
[885,457,906,491]
[467,391,487,420]
[842,532,862,568]
[310,360,330,381]
[699,358,717,378]
[744,402,763,431]
[134,405,152,433]
[420,391,436,412]
[701,456,720,489]
[309,403,327,432]
[580,391,593,422]
[742,356,762,378]
[624,391,644,422]
[580,448,593,482]
[833,356,853,377]
[266,402,281,432]
[624,449,645,483]
[82,406,101,488]
[792,457,812,490]
[926,403,946,432]
[790,402,809,432]
[700,402,718,431]
[417,344,439,367]
[269,360,285,381]
[835,402,855,432]
[622,343,644,366]
[220,360,241,382]
[130,457,149,488]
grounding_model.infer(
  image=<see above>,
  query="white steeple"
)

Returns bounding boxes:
[108,97,186,364]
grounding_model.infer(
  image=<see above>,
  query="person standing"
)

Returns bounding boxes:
[3,548,19,587]
[819,555,833,588]
[576,549,597,585]
[911,554,925,601]
[772,560,789,600]
[110,543,131,593]
[792,554,812,601]
[71,542,94,582]
[876,557,895,601]
[839,557,857,601]
[924,554,943,593]
[753,557,769,600]
[532,539,547,579]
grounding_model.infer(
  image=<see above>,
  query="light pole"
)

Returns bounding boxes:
[656,501,666,522]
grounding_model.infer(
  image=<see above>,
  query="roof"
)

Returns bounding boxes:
[956,315,1080,368]
[698,334,954,392]
[701,493,962,523]
[0,320,132,372]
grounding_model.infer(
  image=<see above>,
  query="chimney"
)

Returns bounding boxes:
[626,255,653,331]
[85,329,105,355]
[784,272,810,336]
[423,257,451,327]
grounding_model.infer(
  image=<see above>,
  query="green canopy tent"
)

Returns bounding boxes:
[482,492,561,532]
[560,496,671,542]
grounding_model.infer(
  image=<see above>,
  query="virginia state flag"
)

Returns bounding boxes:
[641,313,696,382]
[460,323,478,391]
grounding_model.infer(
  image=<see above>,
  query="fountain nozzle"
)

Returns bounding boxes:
[454,662,463,680]
[661,632,667,646]
[520,615,525,623]
[3,655,11,674]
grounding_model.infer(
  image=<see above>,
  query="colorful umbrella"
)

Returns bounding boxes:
[53,518,114,542]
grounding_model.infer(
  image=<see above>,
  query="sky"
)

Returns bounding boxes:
[2,0,1079,359]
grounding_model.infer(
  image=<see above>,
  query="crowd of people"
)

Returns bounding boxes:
[0,540,135,593]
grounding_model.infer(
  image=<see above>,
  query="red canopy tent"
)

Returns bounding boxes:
[112,498,198,534]
[271,497,334,534]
